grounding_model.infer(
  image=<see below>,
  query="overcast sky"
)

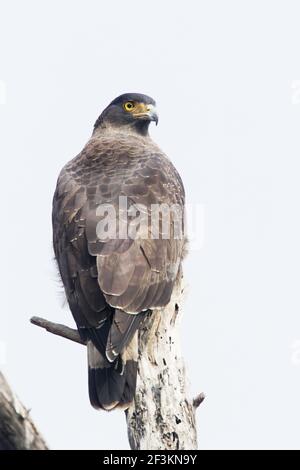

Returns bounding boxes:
[1,0,300,450]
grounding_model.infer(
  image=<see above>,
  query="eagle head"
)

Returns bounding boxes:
[94,93,158,135]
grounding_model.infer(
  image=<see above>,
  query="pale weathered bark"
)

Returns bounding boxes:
[0,372,47,450]
[126,280,202,450]
[30,280,203,450]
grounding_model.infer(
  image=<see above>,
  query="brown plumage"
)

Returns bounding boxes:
[52,93,185,410]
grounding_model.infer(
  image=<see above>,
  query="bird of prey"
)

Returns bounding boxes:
[52,93,185,410]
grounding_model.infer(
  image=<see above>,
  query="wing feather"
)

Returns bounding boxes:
[53,131,185,343]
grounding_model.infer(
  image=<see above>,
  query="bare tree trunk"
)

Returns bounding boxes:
[30,280,203,450]
[126,281,203,450]
[0,372,47,450]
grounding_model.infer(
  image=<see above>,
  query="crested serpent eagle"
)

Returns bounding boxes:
[52,93,186,410]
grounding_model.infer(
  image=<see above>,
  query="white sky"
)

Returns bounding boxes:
[1,0,300,450]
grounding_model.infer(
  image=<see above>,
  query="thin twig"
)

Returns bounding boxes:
[30,316,86,345]
[193,392,206,409]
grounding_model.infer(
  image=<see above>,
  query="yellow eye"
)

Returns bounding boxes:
[124,101,135,112]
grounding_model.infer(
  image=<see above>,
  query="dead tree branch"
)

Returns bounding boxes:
[30,316,85,345]
[0,372,47,450]
[126,280,203,450]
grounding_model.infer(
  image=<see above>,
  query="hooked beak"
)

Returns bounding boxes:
[146,104,159,125]
[133,103,159,125]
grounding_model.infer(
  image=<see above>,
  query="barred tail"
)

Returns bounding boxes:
[88,340,138,410]
[87,309,144,410]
